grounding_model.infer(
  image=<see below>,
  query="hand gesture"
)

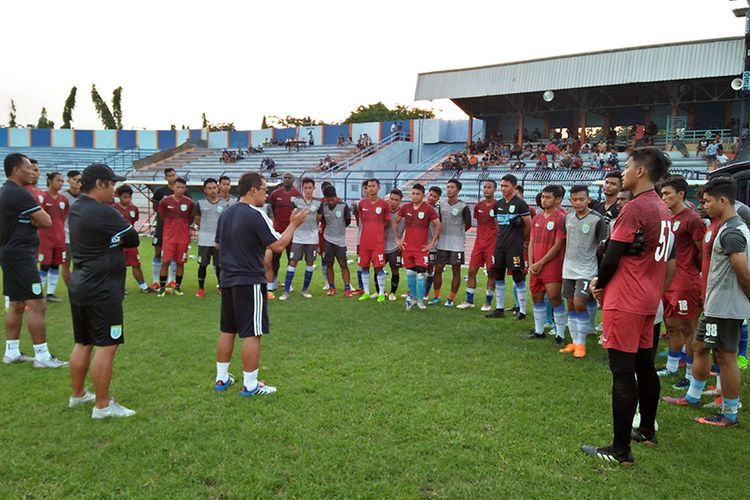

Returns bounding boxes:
[289,208,309,227]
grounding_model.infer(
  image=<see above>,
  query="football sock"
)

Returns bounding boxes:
[739,321,748,358]
[47,268,59,295]
[5,340,20,359]
[357,268,363,290]
[576,311,589,344]
[390,272,399,293]
[434,289,441,299]
[515,281,526,315]
[544,297,554,325]
[553,304,567,339]
[512,284,519,309]
[270,275,278,291]
[361,269,371,295]
[302,266,314,292]
[344,283,351,291]
[33,342,51,362]
[568,311,578,343]
[465,287,475,304]
[216,362,230,383]
[152,257,161,284]
[198,265,207,290]
[284,266,295,293]
[716,374,722,393]
[243,369,259,392]
[485,290,493,306]
[376,269,386,296]
[39,269,48,290]
[586,298,598,332]
[686,377,707,403]
[321,260,328,279]
[449,291,456,301]
[416,273,426,301]
[685,356,693,381]
[374,272,380,294]
[159,274,167,291]
[406,269,417,298]
[722,397,739,422]
[666,350,681,373]
[175,274,183,290]
[168,260,176,283]
[424,273,433,299]
[494,282,506,310]
[137,280,148,291]
[533,302,546,334]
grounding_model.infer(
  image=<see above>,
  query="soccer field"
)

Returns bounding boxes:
[0,242,747,498]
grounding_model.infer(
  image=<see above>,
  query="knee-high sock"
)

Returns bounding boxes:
[424,272,434,298]
[406,269,417,298]
[284,265,296,293]
[376,269,385,296]
[533,302,546,334]
[545,296,554,325]
[416,273,426,300]
[512,283,520,308]
[485,289,493,306]
[361,268,371,294]
[553,304,567,339]
[302,265,314,292]
[608,349,638,450]
[39,269,48,291]
[152,256,161,284]
[568,311,578,343]
[47,268,60,295]
[494,281,506,310]
[357,267,364,290]
[515,281,526,315]
[390,271,399,293]
[576,310,589,344]
[634,346,661,434]
[586,298,598,332]
[168,260,176,283]
[465,287,475,304]
[198,265,208,290]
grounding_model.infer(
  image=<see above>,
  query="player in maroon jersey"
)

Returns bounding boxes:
[356,179,390,302]
[657,175,705,386]
[114,184,151,293]
[392,183,441,310]
[156,178,194,296]
[583,147,672,465]
[268,172,302,297]
[38,172,69,302]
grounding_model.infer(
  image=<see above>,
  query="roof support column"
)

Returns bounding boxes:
[517,112,524,145]
[468,116,473,152]
[580,110,587,143]
[571,110,578,140]
[603,112,610,139]
[543,113,550,139]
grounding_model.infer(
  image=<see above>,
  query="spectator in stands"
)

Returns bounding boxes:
[696,137,708,157]
[704,138,719,170]
[468,154,478,169]
[532,128,542,141]
[590,151,603,169]
[646,120,658,139]
[545,141,558,163]
[604,149,619,170]
[263,137,271,147]
[669,136,689,158]
[535,152,548,170]
[559,153,572,169]
[571,154,583,169]
[260,158,278,177]
[308,131,314,146]
[337,135,345,147]
[510,159,526,171]
[715,150,729,169]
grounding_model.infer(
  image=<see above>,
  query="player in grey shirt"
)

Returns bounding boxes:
[665,177,750,426]
[423,186,442,301]
[561,186,607,350]
[433,179,471,307]
[195,178,234,297]
[384,188,405,300]
[316,185,352,296]
[280,177,321,300]
[61,170,81,287]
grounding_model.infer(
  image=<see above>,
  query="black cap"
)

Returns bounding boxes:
[81,163,126,184]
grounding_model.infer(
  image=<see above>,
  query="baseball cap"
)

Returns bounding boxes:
[81,163,126,184]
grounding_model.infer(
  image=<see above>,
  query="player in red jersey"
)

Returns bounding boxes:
[38,172,69,302]
[114,184,152,294]
[458,180,498,311]
[156,178,194,296]
[268,172,302,297]
[357,178,390,302]
[657,175,705,386]
[527,185,567,341]
[392,183,441,310]
[24,159,46,205]
[583,147,672,465]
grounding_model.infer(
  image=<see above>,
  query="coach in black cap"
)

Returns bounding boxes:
[67,163,140,419]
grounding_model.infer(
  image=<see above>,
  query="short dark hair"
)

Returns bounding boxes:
[390,188,403,198]
[203,177,218,187]
[301,177,315,186]
[629,147,670,183]
[321,181,332,190]
[604,171,623,182]
[501,174,518,186]
[164,168,176,176]
[516,184,525,194]
[116,184,133,196]
[428,186,442,196]
[447,179,462,191]
[412,183,425,194]
[219,175,231,183]
[702,176,736,204]
[535,192,543,209]
[542,184,561,197]
[484,179,497,188]
[552,184,565,198]
[323,185,337,198]
[46,172,62,185]
[4,153,28,177]
[174,177,187,185]
[660,175,688,200]
[238,172,265,197]
[66,170,81,178]
[29,158,38,165]
[361,180,369,188]
[367,178,380,186]
[570,185,589,197]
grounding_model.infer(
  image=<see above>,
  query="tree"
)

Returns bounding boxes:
[344,102,434,123]
[201,113,208,128]
[36,107,54,128]
[61,86,77,129]
[8,99,17,128]
[111,86,123,129]
[261,115,269,129]
[208,122,235,131]
[91,84,117,129]
[272,115,327,127]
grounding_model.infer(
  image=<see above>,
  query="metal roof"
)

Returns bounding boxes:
[415,37,744,101]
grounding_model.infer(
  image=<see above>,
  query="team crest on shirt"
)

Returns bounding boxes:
[110,325,122,340]
[180,204,187,212]
[672,221,681,231]
[38,195,44,203]
[489,209,494,216]
[59,201,65,209]
[509,205,516,213]
[546,221,554,230]
[452,208,459,216]
[375,206,382,214]
[335,210,342,218]
[129,210,136,218]
[32,283,42,295]
[418,211,425,220]
[705,230,712,243]
[217,206,224,213]
[581,223,591,234]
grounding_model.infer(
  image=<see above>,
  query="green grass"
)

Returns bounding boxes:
[0,241,747,498]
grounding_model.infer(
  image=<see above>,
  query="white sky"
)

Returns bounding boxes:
[0,0,744,130]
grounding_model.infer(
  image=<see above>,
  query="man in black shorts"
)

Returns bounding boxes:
[1,153,68,368]
[68,163,139,418]
[487,174,531,320]
[213,172,308,396]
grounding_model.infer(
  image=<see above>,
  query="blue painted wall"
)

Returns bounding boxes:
[137,130,157,149]
[53,129,74,148]
[251,128,272,147]
[297,126,322,146]
[157,130,176,149]
[380,120,409,141]
[207,131,228,149]
[274,127,297,142]
[117,130,136,149]
[176,130,189,145]
[0,128,8,147]
[323,124,348,145]
[75,130,94,148]
[9,128,29,147]
[352,122,379,143]
[189,129,202,140]
[95,130,117,149]
[31,128,51,147]
[229,131,249,148]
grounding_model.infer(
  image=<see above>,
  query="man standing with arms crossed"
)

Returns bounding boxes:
[268,172,301,297]
[38,172,69,302]
[356,178,390,303]
[213,172,308,395]
[156,178,194,297]
[384,188,405,301]
[583,147,671,465]
[150,168,179,289]
[195,178,233,297]
[433,179,471,307]
[1,154,67,368]
[458,180,497,311]
[316,184,353,296]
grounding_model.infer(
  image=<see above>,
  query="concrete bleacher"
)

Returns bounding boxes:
[126,144,357,183]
